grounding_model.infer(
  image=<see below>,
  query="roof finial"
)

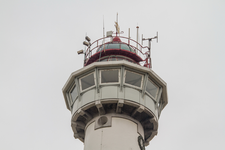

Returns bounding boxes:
[115,13,120,35]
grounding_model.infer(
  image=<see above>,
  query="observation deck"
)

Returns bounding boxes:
[62,33,168,148]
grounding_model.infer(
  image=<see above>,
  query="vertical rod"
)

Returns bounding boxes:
[128,28,130,45]
[103,16,105,39]
[149,40,152,68]
[136,26,139,54]
[84,45,86,67]
[103,16,105,52]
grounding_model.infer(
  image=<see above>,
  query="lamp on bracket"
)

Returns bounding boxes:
[77,50,84,55]
[83,36,91,46]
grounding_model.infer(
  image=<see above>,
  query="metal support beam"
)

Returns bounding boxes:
[74,132,85,139]
[145,130,158,145]
[149,118,157,131]
[95,100,105,115]
[77,109,92,121]
[116,99,124,113]
[71,121,85,130]
[131,105,145,117]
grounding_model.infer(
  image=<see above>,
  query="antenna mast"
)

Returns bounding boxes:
[103,16,105,39]
[142,32,158,68]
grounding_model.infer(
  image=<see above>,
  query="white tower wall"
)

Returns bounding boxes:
[84,117,144,150]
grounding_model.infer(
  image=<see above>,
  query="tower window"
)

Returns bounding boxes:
[124,70,143,88]
[146,79,158,99]
[80,73,95,91]
[70,84,78,103]
[100,69,119,84]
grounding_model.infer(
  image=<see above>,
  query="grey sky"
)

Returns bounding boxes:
[0,0,224,150]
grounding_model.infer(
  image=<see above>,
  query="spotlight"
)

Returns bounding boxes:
[77,50,84,55]
[83,41,89,46]
[106,31,113,37]
[85,36,91,42]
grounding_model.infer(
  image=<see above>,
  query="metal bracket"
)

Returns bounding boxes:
[95,100,105,115]
[71,121,85,130]
[77,109,92,121]
[116,99,124,113]
[131,105,145,117]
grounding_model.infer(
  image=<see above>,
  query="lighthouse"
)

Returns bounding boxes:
[62,20,168,150]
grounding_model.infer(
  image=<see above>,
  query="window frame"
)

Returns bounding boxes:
[123,70,144,90]
[99,69,120,85]
[79,72,96,92]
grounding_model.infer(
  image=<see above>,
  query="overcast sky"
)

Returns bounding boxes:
[0,0,225,150]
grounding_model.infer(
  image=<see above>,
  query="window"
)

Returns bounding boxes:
[120,44,135,53]
[99,55,137,64]
[107,43,120,49]
[146,79,158,99]
[97,43,135,53]
[80,73,95,91]
[125,70,143,88]
[70,84,78,103]
[101,69,119,84]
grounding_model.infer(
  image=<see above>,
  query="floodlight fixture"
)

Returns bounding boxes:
[85,36,91,42]
[83,41,89,46]
[77,50,84,55]
[106,31,113,37]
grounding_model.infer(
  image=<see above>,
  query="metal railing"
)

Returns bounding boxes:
[84,36,151,67]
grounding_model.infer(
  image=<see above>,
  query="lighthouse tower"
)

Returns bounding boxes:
[62,22,168,150]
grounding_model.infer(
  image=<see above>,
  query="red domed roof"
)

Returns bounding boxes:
[112,36,121,42]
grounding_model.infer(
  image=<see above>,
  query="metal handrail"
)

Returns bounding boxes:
[84,36,150,67]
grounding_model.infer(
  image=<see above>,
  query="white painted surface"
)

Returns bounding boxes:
[84,117,144,150]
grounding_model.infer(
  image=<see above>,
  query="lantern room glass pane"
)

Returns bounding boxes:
[107,43,120,49]
[146,79,158,98]
[120,44,130,51]
[101,70,119,83]
[80,73,95,90]
[97,43,135,53]
[121,44,135,53]
[70,85,78,102]
[125,71,142,87]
